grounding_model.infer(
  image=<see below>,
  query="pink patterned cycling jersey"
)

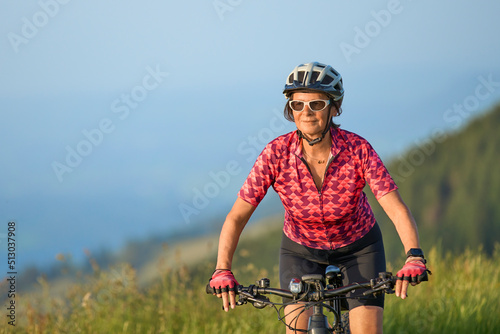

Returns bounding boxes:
[238,127,398,250]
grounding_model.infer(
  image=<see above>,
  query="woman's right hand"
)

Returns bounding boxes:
[209,269,239,311]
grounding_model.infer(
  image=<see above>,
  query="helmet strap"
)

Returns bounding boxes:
[296,109,332,146]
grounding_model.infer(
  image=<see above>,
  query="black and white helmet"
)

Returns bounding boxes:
[283,62,344,101]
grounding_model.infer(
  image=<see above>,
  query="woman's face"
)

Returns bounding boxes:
[290,91,335,139]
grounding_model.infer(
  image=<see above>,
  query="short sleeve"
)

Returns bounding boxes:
[361,141,398,200]
[238,142,279,207]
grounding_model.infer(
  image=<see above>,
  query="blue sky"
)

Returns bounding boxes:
[1,0,500,271]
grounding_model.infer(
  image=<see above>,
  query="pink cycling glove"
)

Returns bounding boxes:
[397,260,430,283]
[209,270,239,293]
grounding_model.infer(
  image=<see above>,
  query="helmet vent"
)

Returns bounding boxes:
[310,71,320,84]
[321,75,334,85]
[297,71,305,83]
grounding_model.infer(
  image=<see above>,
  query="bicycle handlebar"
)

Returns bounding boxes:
[206,272,396,304]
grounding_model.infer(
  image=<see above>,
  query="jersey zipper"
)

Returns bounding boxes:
[299,153,338,212]
[299,153,339,250]
[299,154,337,193]
[325,153,339,250]
[320,153,338,193]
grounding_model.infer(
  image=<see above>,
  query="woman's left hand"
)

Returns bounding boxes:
[395,258,431,299]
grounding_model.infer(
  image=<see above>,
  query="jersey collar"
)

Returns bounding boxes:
[292,127,348,158]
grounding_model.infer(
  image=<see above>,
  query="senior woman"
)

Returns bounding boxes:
[209,62,430,334]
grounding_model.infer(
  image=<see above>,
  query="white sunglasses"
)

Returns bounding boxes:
[288,99,330,112]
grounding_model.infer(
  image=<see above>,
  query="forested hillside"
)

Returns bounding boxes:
[371,104,500,260]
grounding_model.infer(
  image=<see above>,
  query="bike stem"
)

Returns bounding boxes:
[307,304,330,334]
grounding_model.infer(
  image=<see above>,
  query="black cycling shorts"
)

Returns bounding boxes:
[279,223,386,310]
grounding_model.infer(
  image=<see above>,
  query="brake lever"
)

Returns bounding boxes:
[363,278,395,296]
[237,286,271,308]
[362,286,394,296]
[373,276,396,289]
[238,292,271,308]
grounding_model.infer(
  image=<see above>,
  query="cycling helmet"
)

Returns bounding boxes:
[283,62,344,101]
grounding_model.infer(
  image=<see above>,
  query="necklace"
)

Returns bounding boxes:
[303,150,328,164]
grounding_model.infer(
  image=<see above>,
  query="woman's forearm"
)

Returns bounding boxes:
[215,197,256,269]
[378,190,420,253]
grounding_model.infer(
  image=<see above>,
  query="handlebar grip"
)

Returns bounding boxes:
[206,284,242,295]
[206,283,216,294]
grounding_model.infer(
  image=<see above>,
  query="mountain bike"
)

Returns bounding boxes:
[206,265,396,333]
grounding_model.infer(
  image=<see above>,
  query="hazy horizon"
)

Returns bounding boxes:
[2,0,500,272]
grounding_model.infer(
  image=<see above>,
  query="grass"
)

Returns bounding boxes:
[5,242,500,333]
[384,245,500,334]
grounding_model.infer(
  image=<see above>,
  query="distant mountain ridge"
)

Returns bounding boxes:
[370,104,500,260]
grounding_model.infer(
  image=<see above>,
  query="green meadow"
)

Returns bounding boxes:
[8,233,500,333]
